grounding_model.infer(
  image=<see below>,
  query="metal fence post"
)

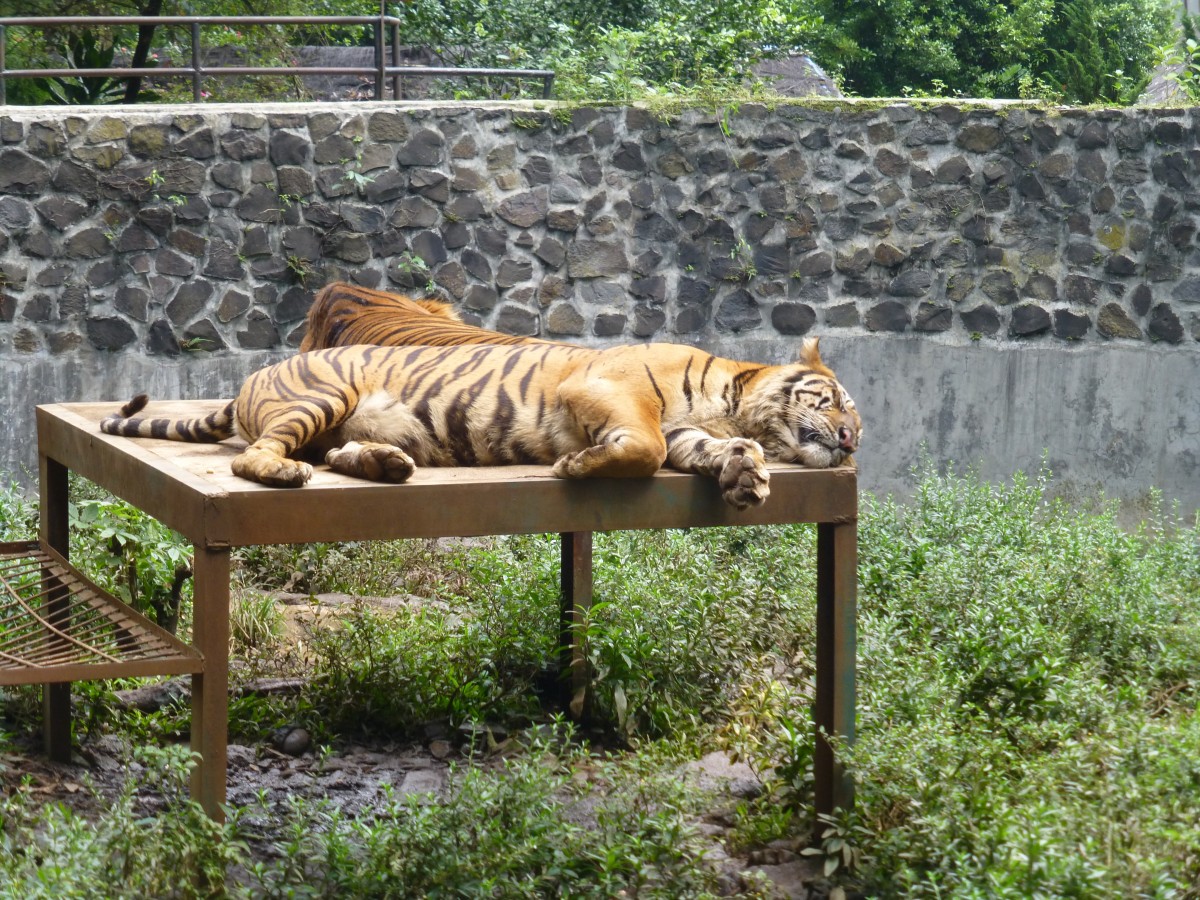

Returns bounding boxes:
[373,19,384,100]
[191,22,201,102]
[1,26,7,106]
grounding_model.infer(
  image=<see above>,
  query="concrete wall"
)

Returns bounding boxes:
[0,100,1196,519]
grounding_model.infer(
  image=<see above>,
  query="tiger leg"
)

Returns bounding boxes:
[551,391,667,479]
[324,441,416,483]
[231,437,314,488]
[665,427,770,509]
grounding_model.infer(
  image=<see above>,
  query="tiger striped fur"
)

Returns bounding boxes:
[299,282,555,352]
[100,339,861,509]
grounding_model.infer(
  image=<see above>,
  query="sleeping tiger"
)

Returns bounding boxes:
[300,281,556,352]
[100,339,861,510]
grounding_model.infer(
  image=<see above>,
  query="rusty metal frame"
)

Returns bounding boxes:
[0,540,202,683]
[0,15,555,104]
[35,399,856,833]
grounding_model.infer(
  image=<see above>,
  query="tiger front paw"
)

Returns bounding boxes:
[325,441,416,483]
[717,438,770,509]
[232,448,313,488]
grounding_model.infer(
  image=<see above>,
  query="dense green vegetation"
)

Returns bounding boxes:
[0,0,1182,103]
[0,465,1197,896]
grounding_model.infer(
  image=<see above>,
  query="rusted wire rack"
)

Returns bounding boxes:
[0,15,555,104]
[0,540,202,685]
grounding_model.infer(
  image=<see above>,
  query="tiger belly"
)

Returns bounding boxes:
[331,389,575,468]
[326,390,451,466]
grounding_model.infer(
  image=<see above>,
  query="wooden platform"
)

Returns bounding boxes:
[35,399,857,827]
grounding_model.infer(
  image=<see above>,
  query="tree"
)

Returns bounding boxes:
[813,0,1174,102]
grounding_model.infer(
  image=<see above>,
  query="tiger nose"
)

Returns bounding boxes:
[838,426,857,452]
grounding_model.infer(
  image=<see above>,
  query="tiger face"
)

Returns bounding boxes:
[745,341,862,470]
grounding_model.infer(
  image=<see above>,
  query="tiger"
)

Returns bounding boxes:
[100,339,861,510]
[299,281,556,352]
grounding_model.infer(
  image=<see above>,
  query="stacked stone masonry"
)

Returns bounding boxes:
[0,100,1198,358]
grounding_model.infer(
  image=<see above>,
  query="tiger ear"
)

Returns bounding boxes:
[798,336,822,367]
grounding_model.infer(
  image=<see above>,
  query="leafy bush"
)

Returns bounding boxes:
[247,731,720,898]
[299,535,560,733]
[0,744,242,898]
[395,0,820,99]
[815,0,1174,101]
[752,461,1200,896]
[70,496,192,634]
[584,526,817,737]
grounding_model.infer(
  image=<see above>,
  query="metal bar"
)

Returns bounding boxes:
[38,455,70,761]
[0,17,402,27]
[391,22,401,100]
[190,544,229,822]
[373,19,384,101]
[0,10,554,102]
[814,520,857,832]
[191,22,201,103]
[559,531,594,719]
[0,65,555,80]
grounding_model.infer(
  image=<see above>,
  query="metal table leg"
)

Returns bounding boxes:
[189,544,230,821]
[559,531,593,719]
[38,455,71,762]
[814,519,857,829]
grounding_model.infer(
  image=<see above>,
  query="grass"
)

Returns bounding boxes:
[0,463,1196,896]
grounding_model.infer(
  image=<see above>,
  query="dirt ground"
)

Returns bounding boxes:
[0,713,832,898]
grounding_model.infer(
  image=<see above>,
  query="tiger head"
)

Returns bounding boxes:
[744,337,862,469]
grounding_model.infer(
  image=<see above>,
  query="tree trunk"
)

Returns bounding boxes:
[123,0,164,103]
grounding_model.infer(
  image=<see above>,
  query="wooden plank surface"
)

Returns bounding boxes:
[39,400,857,547]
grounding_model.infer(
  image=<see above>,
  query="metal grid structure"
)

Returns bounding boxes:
[0,15,556,104]
[0,540,202,685]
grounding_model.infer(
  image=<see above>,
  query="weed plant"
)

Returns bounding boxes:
[796,462,1200,896]
[0,465,1197,895]
[0,745,241,898]
[246,729,721,898]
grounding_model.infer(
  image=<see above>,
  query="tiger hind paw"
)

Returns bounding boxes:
[231,448,313,488]
[325,441,416,483]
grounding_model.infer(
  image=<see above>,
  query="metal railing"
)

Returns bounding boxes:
[0,15,555,105]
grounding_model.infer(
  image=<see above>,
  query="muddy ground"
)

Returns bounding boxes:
[1,708,836,898]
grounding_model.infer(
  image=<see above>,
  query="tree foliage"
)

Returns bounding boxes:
[0,0,1179,104]
[813,0,1175,102]
[392,0,821,98]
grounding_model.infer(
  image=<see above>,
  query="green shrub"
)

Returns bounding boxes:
[0,744,243,898]
[247,730,721,898]
[771,461,1200,896]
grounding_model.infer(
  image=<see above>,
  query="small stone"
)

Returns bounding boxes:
[1009,303,1051,336]
[1147,303,1184,343]
[272,726,312,757]
[960,304,1001,335]
[865,300,910,332]
[1097,303,1142,339]
[1054,309,1091,340]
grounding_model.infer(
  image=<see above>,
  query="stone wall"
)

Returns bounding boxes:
[0,100,1197,516]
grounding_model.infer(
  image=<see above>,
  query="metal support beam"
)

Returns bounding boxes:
[559,530,593,719]
[814,520,857,831]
